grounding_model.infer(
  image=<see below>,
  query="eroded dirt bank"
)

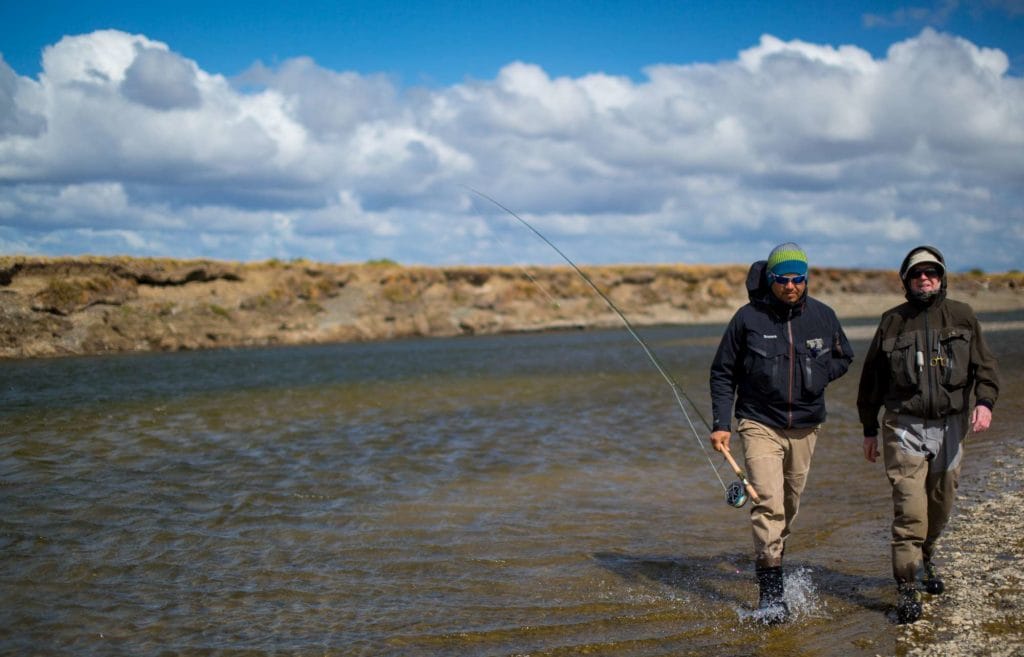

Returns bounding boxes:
[2,256,1022,359]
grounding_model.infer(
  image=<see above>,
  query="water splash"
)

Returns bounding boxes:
[735,567,828,624]
[784,567,828,619]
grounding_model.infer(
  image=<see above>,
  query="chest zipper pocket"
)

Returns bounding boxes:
[883,332,919,390]
[802,348,830,397]
[938,327,972,388]
[746,337,786,397]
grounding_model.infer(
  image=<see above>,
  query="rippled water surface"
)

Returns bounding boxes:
[3,313,1023,656]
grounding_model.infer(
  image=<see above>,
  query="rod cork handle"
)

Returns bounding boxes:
[722,447,760,504]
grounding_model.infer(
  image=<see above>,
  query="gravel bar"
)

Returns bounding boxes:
[895,437,1024,657]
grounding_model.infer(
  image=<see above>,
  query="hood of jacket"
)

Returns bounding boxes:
[899,244,948,305]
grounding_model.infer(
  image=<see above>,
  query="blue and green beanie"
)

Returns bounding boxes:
[766,243,808,277]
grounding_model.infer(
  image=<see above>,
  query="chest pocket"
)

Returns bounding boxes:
[801,342,830,397]
[938,327,972,388]
[882,333,919,391]
[744,333,788,398]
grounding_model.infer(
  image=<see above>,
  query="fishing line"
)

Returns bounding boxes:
[464,186,732,495]
[486,223,561,309]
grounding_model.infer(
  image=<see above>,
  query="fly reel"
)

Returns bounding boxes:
[726,480,750,508]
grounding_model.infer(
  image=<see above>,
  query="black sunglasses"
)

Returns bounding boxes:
[909,267,941,279]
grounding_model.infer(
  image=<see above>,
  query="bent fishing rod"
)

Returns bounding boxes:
[464,186,758,508]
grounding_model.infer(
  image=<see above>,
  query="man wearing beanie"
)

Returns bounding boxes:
[857,246,999,624]
[709,242,853,623]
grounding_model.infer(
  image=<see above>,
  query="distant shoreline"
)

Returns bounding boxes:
[3,255,1023,359]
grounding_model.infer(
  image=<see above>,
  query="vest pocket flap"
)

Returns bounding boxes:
[883,333,917,353]
[939,326,971,343]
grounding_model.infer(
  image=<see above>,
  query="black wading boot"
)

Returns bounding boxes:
[896,583,922,624]
[756,566,790,624]
[922,560,945,595]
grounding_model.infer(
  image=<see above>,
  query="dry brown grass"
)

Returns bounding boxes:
[33,275,136,315]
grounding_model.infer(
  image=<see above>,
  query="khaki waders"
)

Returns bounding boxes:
[881,410,964,584]
[738,418,819,568]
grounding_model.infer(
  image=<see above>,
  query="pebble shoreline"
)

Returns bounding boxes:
[894,436,1024,657]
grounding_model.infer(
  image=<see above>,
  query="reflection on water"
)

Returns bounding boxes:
[2,314,1022,656]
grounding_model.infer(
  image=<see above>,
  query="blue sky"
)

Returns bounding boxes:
[5,1,1023,83]
[1,1,1023,270]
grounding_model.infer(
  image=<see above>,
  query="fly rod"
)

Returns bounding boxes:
[465,186,759,507]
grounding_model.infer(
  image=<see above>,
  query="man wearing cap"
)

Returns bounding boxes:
[710,243,854,623]
[857,245,999,624]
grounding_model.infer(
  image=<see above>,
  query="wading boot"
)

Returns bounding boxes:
[895,584,922,624]
[756,566,790,624]
[922,560,945,595]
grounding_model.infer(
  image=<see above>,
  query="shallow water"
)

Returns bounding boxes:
[2,312,1023,656]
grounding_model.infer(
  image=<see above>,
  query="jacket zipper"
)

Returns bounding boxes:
[786,315,795,428]
[924,309,935,417]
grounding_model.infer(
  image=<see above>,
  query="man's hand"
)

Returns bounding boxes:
[863,436,879,463]
[710,430,731,453]
[971,405,993,433]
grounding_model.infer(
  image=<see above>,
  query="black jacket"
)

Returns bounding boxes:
[710,261,854,431]
[856,245,999,436]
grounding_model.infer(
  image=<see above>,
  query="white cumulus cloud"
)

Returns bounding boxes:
[0,28,1022,272]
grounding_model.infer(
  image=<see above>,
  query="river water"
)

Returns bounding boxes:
[3,312,1023,656]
